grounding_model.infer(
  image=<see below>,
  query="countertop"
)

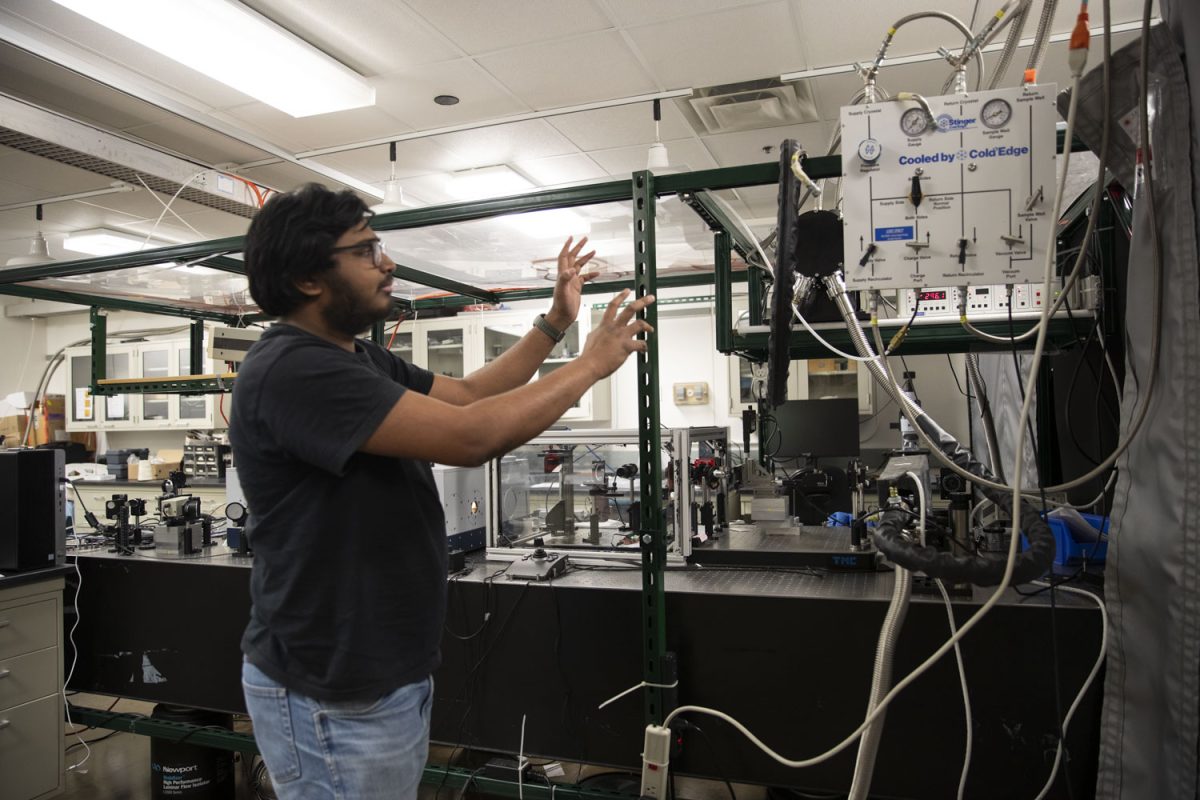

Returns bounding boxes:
[0,563,73,590]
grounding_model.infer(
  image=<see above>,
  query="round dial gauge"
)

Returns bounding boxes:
[981,98,1013,129]
[857,138,882,163]
[900,107,930,136]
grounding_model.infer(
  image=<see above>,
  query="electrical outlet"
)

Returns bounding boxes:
[673,382,709,405]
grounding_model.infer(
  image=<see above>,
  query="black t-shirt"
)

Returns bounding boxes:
[229,323,444,701]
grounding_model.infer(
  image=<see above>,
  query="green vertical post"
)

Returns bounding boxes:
[371,320,386,345]
[714,230,733,353]
[90,307,107,391]
[190,321,204,376]
[748,266,764,326]
[632,170,667,727]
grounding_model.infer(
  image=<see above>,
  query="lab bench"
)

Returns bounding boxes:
[61,546,1101,799]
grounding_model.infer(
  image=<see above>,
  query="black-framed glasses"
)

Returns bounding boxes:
[330,238,387,267]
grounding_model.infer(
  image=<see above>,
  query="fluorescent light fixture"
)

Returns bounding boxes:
[63,228,164,256]
[49,0,375,118]
[500,209,591,240]
[446,165,534,201]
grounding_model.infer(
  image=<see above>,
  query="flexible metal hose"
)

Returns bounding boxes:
[848,565,912,800]
[965,353,1006,483]
[988,3,1031,88]
[1025,0,1059,75]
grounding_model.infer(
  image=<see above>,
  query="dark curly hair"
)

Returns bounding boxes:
[243,183,374,317]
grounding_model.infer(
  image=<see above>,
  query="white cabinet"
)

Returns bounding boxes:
[0,576,65,800]
[65,344,135,431]
[727,356,872,416]
[400,311,608,422]
[65,337,222,432]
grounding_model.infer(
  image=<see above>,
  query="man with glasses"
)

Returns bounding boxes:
[229,183,654,800]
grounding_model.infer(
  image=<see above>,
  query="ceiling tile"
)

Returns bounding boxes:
[795,0,975,67]
[405,0,612,56]
[243,0,460,74]
[477,31,658,109]
[316,138,469,182]
[548,100,694,150]
[219,103,411,153]
[513,153,609,186]
[373,59,528,129]
[599,0,778,27]
[588,138,719,176]
[121,118,274,166]
[431,119,580,167]
[701,121,831,166]
[625,1,802,88]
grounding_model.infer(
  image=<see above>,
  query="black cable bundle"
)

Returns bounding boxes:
[870,412,1056,586]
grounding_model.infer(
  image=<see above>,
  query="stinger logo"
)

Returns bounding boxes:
[935,113,975,132]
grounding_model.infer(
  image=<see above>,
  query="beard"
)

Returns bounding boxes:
[319,269,393,338]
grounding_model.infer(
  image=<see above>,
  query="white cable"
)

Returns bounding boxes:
[1031,582,1107,800]
[142,170,209,249]
[661,71,1082,777]
[64,554,90,772]
[133,174,206,239]
[790,301,873,363]
[518,713,527,800]
[936,579,973,800]
[905,471,926,545]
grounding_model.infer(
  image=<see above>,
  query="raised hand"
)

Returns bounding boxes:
[546,235,599,330]
[581,288,656,378]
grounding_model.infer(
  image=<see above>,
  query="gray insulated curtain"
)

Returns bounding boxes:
[1063,11,1200,798]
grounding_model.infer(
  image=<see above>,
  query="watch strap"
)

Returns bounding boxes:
[533,313,567,343]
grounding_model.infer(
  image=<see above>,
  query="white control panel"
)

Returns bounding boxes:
[899,287,960,317]
[841,85,1058,291]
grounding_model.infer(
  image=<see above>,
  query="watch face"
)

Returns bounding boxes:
[981,98,1013,129]
[900,107,929,136]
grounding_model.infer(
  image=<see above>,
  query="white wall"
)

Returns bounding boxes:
[0,299,48,403]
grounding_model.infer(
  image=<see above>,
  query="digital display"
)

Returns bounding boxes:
[918,290,947,301]
[975,287,990,294]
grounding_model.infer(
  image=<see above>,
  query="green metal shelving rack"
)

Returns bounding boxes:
[15,136,1094,778]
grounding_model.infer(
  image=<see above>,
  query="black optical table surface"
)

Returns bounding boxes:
[65,534,1102,799]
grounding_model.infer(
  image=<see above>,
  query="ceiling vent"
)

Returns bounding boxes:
[683,78,819,135]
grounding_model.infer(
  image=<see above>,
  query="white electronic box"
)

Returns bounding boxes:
[841,84,1058,291]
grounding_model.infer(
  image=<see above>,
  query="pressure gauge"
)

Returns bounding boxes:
[981,98,1013,130]
[857,138,882,163]
[900,108,930,136]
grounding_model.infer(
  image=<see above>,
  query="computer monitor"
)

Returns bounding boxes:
[763,398,860,460]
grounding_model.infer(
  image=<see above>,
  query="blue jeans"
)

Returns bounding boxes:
[241,660,433,800]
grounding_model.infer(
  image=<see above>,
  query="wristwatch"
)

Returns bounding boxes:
[533,313,566,343]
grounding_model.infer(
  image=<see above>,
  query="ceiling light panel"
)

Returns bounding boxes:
[49,0,376,117]
[62,227,166,255]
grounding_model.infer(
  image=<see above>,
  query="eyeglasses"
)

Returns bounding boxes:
[330,238,388,267]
